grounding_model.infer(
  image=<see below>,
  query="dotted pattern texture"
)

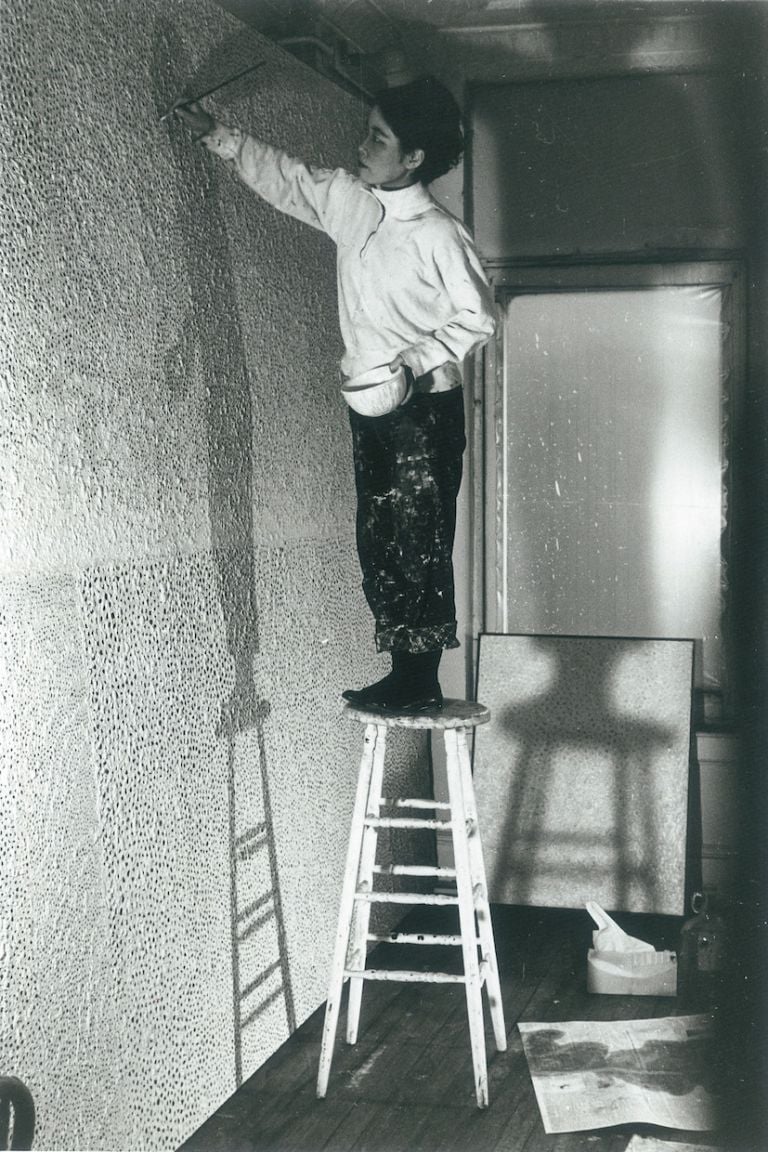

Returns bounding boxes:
[0,576,128,1145]
[0,2,431,1149]
[474,635,694,916]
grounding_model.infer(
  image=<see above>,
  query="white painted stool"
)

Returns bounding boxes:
[316,699,507,1108]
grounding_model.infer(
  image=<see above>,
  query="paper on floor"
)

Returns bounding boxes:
[519,1013,716,1134]
[625,1138,721,1152]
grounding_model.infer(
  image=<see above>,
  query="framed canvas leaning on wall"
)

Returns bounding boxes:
[473,633,695,915]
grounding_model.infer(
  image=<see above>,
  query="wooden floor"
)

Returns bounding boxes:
[180,905,722,1152]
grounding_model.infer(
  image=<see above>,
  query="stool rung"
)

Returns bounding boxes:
[372,864,456,878]
[364,816,448,829]
[354,891,458,906]
[344,967,466,984]
[381,797,452,811]
[368,931,469,946]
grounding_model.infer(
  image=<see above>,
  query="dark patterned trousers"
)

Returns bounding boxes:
[349,386,466,654]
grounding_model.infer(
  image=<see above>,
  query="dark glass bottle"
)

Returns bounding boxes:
[677,891,728,1008]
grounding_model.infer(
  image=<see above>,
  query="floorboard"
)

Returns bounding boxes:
[179,906,724,1152]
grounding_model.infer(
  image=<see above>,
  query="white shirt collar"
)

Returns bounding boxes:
[369,181,434,220]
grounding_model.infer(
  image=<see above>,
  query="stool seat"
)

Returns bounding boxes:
[343,698,490,730]
[317,698,506,1109]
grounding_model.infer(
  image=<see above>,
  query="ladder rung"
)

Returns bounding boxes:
[364,816,448,829]
[237,889,274,924]
[380,797,452,811]
[235,822,267,846]
[354,891,459,906]
[344,967,466,984]
[239,959,282,999]
[368,931,470,946]
[236,834,268,861]
[372,864,456,878]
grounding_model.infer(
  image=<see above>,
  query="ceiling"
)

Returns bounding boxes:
[219,0,710,49]
[217,0,739,98]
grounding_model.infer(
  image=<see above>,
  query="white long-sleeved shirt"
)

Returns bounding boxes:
[203,125,496,382]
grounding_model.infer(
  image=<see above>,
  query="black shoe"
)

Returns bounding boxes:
[344,681,443,713]
[343,649,444,707]
[375,691,444,715]
[342,673,397,705]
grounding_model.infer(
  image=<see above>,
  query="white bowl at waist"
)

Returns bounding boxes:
[340,364,408,416]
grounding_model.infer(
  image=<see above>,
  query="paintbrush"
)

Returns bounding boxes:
[160,60,266,122]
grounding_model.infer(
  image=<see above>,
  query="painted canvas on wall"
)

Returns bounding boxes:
[0,2,431,1148]
[474,634,694,914]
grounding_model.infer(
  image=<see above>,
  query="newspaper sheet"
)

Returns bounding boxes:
[518,1013,716,1134]
[625,1138,720,1152]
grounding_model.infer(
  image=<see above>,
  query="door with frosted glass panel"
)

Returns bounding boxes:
[484,263,742,721]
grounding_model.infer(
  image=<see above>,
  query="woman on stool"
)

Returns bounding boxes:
[175,76,495,712]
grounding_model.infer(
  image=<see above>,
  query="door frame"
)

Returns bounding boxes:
[474,259,745,719]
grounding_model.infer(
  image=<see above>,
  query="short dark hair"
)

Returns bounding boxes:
[374,76,463,185]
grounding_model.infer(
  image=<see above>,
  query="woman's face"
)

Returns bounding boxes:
[358,106,421,189]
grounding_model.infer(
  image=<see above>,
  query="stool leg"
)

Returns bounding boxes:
[457,727,507,1053]
[317,722,380,1098]
[346,723,387,1043]
[445,727,489,1109]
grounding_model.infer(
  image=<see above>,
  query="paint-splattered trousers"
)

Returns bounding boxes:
[349,386,466,654]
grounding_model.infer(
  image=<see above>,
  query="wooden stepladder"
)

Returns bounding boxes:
[316,699,506,1108]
